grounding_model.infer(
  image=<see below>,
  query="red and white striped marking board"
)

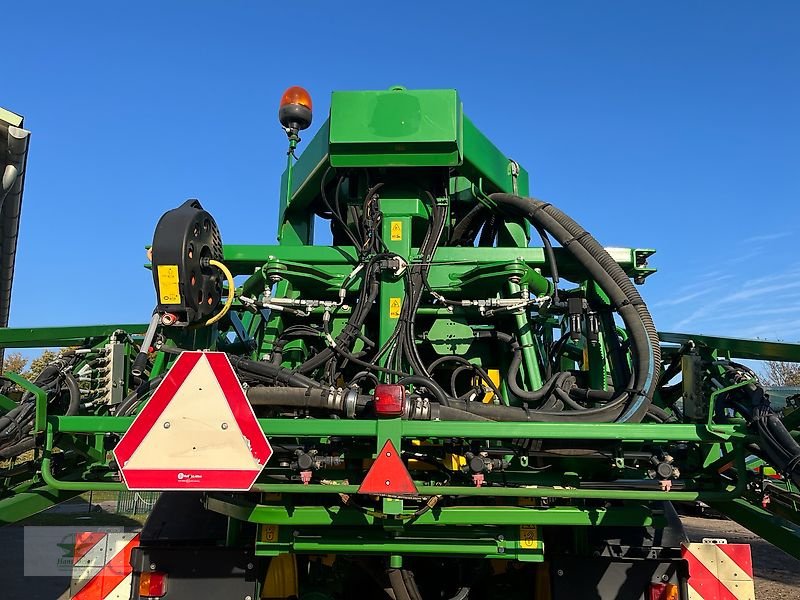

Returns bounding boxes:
[681,542,754,600]
[70,532,140,599]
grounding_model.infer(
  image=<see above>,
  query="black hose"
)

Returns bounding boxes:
[116,375,165,416]
[489,193,659,422]
[398,375,450,407]
[230,356,322,389]
[63,372,81,416]
[532,223,560,302]
[428,355,502,399]
[450,204,487,245]
[437,406,494,421]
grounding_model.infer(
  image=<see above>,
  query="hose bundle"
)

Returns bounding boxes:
[716,361,800,487]
[0,353,81,458]
[487,193,660,422]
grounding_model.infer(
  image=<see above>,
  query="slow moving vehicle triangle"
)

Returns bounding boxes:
[113,351,272,490]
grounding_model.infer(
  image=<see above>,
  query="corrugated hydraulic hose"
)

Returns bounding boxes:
[488,193,660,422]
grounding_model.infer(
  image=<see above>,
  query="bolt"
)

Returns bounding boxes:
[661,574,669,582]
[497,535,505,541]
[149,563,157,571]
[221,422,228,430]
[247,562,254,570]
[163,422,170,429]
[293,530,300,538]
[498,547,505,554]
[557,569,564,577]
[245,596,252,600]
[385,479,391,486]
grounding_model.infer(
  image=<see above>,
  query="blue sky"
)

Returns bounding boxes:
[3,2,799,341]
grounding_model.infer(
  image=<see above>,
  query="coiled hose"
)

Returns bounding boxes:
[488,193,660,422]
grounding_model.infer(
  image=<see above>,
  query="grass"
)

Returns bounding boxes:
[19,511,148,527]
[77,490,121,503]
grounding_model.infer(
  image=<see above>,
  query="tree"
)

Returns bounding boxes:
[2,352,28,375]
[1,350,61,381]
[762,361,800,387]
[25,350,60,380]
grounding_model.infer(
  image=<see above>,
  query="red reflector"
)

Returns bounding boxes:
[648,582,678,600]
[374,384,405,417]
[139,571,167,597]
[358,439,418,496]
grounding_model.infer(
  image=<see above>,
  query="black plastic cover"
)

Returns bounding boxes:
[151,199,223,325]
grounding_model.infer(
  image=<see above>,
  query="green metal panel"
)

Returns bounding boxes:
[329,88,462,167]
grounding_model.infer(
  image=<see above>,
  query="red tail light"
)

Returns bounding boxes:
[139,571,167,597]
[374,384,405,416]
[648,582,678,600]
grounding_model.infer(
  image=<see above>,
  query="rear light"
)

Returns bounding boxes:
[648,582,679,600]
[139,571,167,597]
[374,384,405,416]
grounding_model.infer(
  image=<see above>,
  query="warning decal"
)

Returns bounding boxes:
[157,265,181,304]
[390,221,403,241]
[389,297,402,319]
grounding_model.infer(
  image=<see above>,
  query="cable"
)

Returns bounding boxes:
[204,259,235,326]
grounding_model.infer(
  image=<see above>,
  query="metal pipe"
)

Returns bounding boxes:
[49,415,744,441]
[507,280,542,391]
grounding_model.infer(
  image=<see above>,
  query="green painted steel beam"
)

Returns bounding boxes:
[711,498,800,560]
[222,244,655,282]
[0,483,80,525]
[248,481,740,502]
[267,537,540,561]
[461,115,529,196]
[206,495,655,527]
[255,523,541,561]
[49,415,741,441]
[660,331,800,362]
[0,324,147,348]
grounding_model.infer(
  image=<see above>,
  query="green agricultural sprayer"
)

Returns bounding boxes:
[1,87,799,599]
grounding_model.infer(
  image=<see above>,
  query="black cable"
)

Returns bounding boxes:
[320,167,362,250]
[428,354,502,399]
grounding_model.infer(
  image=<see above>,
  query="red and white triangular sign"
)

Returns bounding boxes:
[358,440,417,496]
[113,351,272,491]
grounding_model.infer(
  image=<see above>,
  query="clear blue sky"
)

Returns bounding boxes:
[4,2,799,341]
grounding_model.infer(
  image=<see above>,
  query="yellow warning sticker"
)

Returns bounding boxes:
[389,297,402,319]
[260,524,279,543]
[390,221,403,241]
[157,265,181,304]
[520,525,538,548]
